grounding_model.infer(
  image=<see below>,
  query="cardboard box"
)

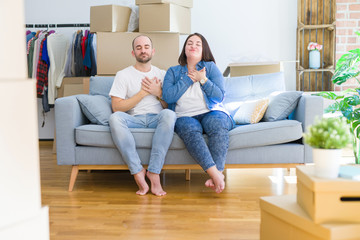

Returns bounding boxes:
[260,195,360,240]
[139,3,191,34]
[297,165,360,224]
[223,62,282,77]
[97,32,180,75]
[57,77,90,98]
[135,0,193,8]
[90,5,131,32]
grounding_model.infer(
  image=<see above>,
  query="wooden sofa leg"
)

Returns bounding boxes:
[69,165,79,192]
[185,169,191,181]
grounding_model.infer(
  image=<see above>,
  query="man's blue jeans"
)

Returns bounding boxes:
[109,109,176,175]
[175,111,234,172]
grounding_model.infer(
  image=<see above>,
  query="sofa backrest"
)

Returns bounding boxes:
[89,71,285,113]
[223,72,285,115]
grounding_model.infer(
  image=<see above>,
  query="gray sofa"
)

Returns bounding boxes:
[55,72,323,191]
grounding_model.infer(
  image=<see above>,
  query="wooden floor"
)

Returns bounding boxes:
[39,141,298,240]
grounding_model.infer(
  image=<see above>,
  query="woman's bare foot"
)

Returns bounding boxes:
[205,179,215,190]
[134,168,149,195]
[206,167,225,193]
[146,171,167,196]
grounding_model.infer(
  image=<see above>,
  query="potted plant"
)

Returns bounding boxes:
[303,117,351,179]
[314,31,360,165]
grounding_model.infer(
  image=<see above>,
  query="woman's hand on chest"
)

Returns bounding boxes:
[187,67,206,83]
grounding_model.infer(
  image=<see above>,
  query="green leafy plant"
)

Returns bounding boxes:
[313,31,360,163]
[303,117,351,149]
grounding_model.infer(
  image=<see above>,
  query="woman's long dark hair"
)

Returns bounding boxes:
[178,32,216,66]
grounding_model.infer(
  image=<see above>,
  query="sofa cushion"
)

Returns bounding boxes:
[233,98,269,124]
[75,125,185,150]
[228,120,303,150]
[89,76,114,99]
[223,72,285,116]
[263,91,303,122]
[75,120,302,151]
[76,94,112,125]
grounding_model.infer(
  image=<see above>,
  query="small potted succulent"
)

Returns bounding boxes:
[303,117,351,178]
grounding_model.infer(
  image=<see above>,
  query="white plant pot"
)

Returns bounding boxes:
[313,148,342,179]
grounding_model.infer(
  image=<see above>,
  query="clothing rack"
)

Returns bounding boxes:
[26,23,90,28]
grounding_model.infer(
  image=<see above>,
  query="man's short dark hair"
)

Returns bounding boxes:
[132,35,153,50]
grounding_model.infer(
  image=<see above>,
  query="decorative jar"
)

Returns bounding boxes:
[309,50,320,69]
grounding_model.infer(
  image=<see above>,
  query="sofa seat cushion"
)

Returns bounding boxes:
[228,120,303,150]
[75,124,185,149]
[76,120,302,151]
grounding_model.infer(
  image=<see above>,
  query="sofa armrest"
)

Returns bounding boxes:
[293,94,323,132]
[293,94,323,163]
[55,96,88,165]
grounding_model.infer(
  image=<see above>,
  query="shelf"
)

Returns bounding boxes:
[297,71,334,91]
[296,0,336,91]
[297,0,335,25]
[297,28,336,70]
[298,66,334,73]
[297,23,335,31]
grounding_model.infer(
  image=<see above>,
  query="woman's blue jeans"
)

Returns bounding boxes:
[109,109,176,175]
[175,111,234,172]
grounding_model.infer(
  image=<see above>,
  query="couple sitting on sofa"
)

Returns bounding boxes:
[109,33,234,196]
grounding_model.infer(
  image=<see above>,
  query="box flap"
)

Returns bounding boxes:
[135,0,193,8]
[297,165,360,192]
[260,195,360,239]
[225,62,282,77]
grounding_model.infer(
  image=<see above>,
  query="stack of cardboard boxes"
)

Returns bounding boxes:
[58,5,133,98]
[59,1,192,97]
[92,0,193,76]
[260,165,360,240]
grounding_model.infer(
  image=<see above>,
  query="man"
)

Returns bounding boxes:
[109,35,176,196]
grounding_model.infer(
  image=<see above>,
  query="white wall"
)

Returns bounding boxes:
[25,0,297,138]
[24,0,297,86]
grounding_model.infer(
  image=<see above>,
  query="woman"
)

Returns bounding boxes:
[162,33,234,193]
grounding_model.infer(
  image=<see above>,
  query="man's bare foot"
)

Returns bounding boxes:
[206,167,225,193]
[146,171,167,196]
[134,168,149,195]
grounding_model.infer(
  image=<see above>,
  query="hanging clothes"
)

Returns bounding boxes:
[47,33,69,105]
[26,27,97,105]
[83,33,92,70]
[91,33,97,76]
[36,31,53,98]
[64,30,97,77]
[74,30,85,77]
[32,32,46,79]
[64,31,76,77]
[27,35,38,78]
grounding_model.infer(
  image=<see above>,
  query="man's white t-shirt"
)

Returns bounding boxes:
[109,65,166,116]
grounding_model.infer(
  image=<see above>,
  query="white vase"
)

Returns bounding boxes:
[309,50,321,69]
[313,148,342,179]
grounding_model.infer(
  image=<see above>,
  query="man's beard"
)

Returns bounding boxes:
[135,53,152,63]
